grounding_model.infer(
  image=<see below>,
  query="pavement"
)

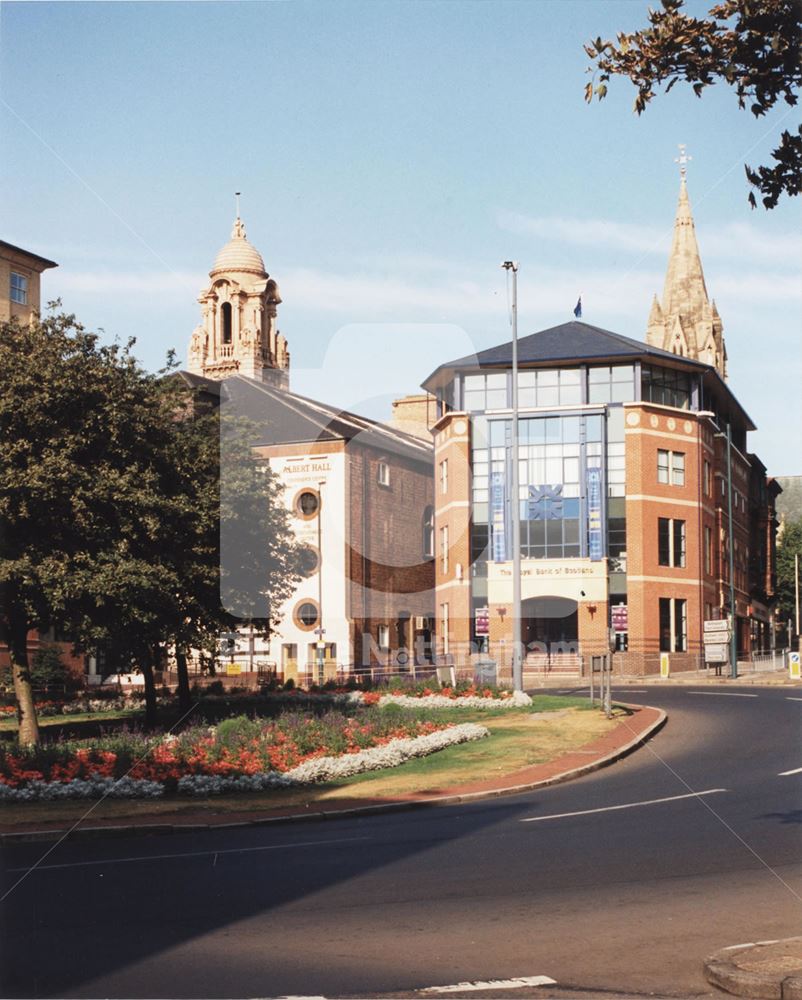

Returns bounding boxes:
[704,938,802,999]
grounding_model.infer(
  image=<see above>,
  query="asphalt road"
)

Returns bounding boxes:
[1,685,800,999]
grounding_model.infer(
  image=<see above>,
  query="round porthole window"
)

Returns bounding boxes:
[294,601,319,630]
[298,546,320,576]
[295,490,320,519]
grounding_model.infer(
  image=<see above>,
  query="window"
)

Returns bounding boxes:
[377,624,390,651]
[221,302,233,344]
[659,597,687,652]
[587,365,635,404]
[440,525,449,573]
[295,490,320,518]
[294,600,319,630]
[658,518,686,567]
[704,525,713,574]
[422,506,434,558]
[440,602,450,655]
[298,545,320,576]
[657,449,685,486]
[641,365,692,409]
[672,452,685,486]
[377,460,390,486]
[440,459,448,494]
[10,272,28,305]
[703,460,712,497]
[463,372,508,411]
[517,368,582,408]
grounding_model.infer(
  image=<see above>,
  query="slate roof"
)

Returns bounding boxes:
[422,320,707,389]
[218,375,432,464]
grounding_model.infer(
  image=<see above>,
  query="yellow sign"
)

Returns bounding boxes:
[660,653,670,678]
[226,662,242,676]
[790,651,801,680]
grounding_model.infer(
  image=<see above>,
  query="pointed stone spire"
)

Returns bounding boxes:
[646,160,727,379]
[661,176,710,338]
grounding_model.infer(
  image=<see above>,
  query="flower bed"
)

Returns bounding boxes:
[0,708,489,801]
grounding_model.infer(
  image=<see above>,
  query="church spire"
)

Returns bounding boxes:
[645,148,727,379]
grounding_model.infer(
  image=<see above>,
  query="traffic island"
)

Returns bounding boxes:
[704,938,802,998]
[0,701,665,843]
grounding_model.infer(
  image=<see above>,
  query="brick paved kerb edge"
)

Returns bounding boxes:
[0,703,666,844]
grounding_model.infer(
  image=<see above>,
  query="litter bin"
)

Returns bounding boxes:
[474,658,497,686]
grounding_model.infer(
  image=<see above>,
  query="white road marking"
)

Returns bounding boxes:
[7,836,370,873]
[686,691,758,698]
[521,789,728,823]
[787,698,802,702]
[422,976,557,993]
[779,767,802,776]
[613,688,648,693]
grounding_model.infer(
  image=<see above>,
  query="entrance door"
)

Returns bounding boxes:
[521,596,578,652]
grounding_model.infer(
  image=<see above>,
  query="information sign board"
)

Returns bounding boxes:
[704,643,729,663]
[703,619,730,634]
[475,606,490,637]
[226,662,242,676]
[611,603,628,633]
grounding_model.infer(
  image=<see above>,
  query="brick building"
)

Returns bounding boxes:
[165,214,435,684]
[421,175,779,679]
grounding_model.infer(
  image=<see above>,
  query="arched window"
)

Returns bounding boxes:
[221,302,233,345]
[422,505,434,559]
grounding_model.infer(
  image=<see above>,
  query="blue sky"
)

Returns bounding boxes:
[2,0,799,473]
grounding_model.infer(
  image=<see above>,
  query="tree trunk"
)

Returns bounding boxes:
[0,596,40,746]
[140,651,158,729]
[175,646,192,713]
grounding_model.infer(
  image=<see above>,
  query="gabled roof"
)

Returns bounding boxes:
[422,320,707,390]
[219,375,432,463]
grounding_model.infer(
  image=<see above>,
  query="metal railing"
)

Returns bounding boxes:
[738,649,788,673]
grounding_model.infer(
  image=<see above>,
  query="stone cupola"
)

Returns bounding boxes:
[646,172,727,379]
[187,214,290,387]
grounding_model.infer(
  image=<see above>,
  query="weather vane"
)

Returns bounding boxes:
[675,144,692,179]
[235,191,241,217]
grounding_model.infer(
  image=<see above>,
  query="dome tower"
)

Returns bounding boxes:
[188,212,289,387]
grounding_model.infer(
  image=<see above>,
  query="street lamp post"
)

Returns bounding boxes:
[315,480,326,686]
[724,422,738,678]
[501,261,523,692]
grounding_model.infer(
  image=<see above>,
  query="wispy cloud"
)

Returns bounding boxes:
[499,211,801,267]
[51,270,202,296]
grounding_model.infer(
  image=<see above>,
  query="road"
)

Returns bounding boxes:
[1,686,800,999]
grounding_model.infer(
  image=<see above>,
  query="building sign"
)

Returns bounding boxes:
[491,470,506,562]
[527,484,563,520]
[611,603,628,633]
[587,467,603,562]
[475,606,490,637]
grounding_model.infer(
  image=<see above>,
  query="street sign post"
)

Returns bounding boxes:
[704,643,729,663]
[790,651,801,680]
[660,652,670,678]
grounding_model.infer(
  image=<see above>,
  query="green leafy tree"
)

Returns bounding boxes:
[585,0,802,208]
[0,310,302,740]
[776,518,802,631]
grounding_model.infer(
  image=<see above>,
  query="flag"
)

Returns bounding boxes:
[573,296,582,318]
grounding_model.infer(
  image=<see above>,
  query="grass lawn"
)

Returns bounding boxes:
[0,697,627,831]
[0,708,143,733]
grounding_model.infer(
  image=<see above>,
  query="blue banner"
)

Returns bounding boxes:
[491,470,506,562]
[587,467,603,561]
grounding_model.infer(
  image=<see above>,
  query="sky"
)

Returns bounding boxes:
[1,0,800,474]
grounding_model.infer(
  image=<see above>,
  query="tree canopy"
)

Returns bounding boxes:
[776,518,802,631]
[585,0,802,209]
[0,309,301,741]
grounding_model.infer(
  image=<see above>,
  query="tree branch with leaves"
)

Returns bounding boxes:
[585,0,802,208]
